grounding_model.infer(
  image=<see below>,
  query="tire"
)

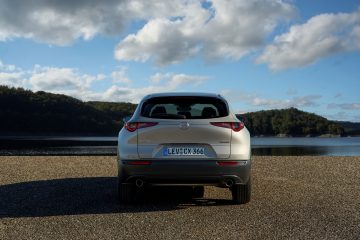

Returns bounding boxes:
[192,186,205,198]
[118,182,134,203]
[231,178,251,204]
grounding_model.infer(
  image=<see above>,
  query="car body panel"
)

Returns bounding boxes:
[121,159,251,186]
[117,92,251,187]
[137,119,232,159]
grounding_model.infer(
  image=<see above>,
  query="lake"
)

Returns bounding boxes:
[0,136,359,156]
[251,137,360,156]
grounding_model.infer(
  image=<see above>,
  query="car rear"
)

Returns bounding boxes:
[117,93,251,204]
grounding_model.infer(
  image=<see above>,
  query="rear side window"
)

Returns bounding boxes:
[141,96,229,119]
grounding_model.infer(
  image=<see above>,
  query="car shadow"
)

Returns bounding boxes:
[0,177,234,218]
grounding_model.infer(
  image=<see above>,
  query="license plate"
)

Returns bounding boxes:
[164,147,205,156]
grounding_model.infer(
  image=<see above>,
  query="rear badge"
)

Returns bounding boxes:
[179,121,190,130]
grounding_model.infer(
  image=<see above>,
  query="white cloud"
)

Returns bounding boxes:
[0,0,187,45]
[153,72,208,87]
[252,97,290,107]
[150,72,208,86]
[0,72,24,87]
[2,0,360,72]
[115,17,203,65]
[324,111,360,122]
[0,60,18,72]
[150,72,170,84]
[115,0,295,65]
[327,103,360,110]
[257,8,360,70]
[222,89,321,109]
[202,0,295,60]
[0,60,209,103]
[0,60,25,87]
[101,72,210,103]
[29,66,104,92]
[252,95,321,108]
[111,67,131,85]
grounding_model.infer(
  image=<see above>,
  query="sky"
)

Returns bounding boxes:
[0,0,359,122]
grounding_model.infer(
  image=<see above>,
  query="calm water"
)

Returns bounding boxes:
[0,136,359,156]
[251,137,360,156]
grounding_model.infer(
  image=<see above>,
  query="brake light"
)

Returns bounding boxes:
[210,122,244,132]
[217,161,239,166]
[217,160,248,166]
[127,161,152,165]
[124,122,158,132]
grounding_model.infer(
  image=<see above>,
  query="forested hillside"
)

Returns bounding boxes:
[334,121,360,136]
[0,86,135,135]
[237,108,345,137]
[0,86,349,136]
[87,101,137,126]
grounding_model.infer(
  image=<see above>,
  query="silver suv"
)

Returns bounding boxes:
[117,93,251,204]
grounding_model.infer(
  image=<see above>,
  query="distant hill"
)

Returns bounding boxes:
[87,101,137,125]
[0,86,135,135]
[0,86,353,136]
[334,121,360,136]
[237,108,345,137]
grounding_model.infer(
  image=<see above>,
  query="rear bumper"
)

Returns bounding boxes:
[118,159,251,187]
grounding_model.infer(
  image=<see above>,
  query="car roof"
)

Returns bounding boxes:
[142,92,222,101]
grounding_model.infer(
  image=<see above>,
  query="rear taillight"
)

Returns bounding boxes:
[127,161,152,165]
[124,122,158,132]
[210,122,244,132]
[217,160,248,166]
[217,161,239,166]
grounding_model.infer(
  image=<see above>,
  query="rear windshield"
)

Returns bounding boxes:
[141,96,229,119]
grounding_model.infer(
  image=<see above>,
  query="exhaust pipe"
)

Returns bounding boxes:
[135,179,144,188]
[224,179,234,188]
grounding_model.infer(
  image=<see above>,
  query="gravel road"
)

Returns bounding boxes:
[1,156,359,240]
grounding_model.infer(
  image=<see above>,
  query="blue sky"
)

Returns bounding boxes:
[0,0,359,121]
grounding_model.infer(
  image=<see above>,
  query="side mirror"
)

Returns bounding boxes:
[122,116,131,123]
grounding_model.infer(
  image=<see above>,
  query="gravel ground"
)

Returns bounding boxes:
[0,156,359,240]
